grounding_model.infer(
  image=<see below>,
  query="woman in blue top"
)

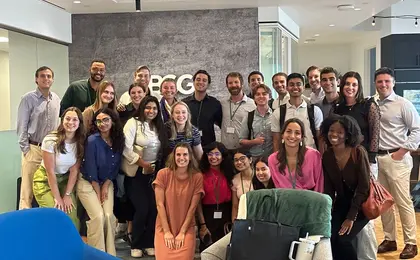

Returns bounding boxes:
[77,107,124,256]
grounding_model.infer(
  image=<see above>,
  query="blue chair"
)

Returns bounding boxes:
[0,208,119,260]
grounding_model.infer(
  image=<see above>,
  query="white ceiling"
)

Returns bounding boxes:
[46,0,400,44]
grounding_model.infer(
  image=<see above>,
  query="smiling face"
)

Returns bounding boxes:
[282,122,303,148]
[233,153,251,172]
[62,110,80,133]
[36,69,54,90]
[308,69,321,91]
[249,74,263,92]
[287,78,304,97]
[255,161,271,184]
[343,77,359,101]
[328,121,346,147]
[227,76,243,96]
[273,75,287,95]
[175,146,190,168]
[130,86,145,105]
[172,103,188,126]
[161,81,177,101]
[144,101,158,121]
[375,73,395,100]
[100,85,115,105]
[90,62,106,83]
[194,73,209,93]
[95,112,113,134]
[321,72,338,94]
[134,69,150,88]
[254,87,269,106]
[207,148,223,167]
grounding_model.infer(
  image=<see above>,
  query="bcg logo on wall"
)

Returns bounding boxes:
[149,74,194,95]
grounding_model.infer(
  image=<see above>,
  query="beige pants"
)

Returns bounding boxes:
[378,152,417,245]
[19,144,42,210]
[77,175,116,256]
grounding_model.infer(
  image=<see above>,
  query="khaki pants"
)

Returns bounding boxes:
[19,144,42,210]
[33,166,79,230]
[378,153,417,245]
[77,175,116,256]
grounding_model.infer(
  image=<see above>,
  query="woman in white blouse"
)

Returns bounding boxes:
[123,96,167,258]
[32,107,85,229]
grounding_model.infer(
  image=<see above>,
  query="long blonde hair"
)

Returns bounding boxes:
[166,143,200,177]
[169,101,193,140]
[92,81,117,112]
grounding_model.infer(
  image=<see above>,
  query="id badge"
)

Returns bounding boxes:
[199,130,203,137]
[226,127,235,134]
[214,210,223,219]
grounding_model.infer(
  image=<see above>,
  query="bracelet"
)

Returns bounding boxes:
[65,192,72,196]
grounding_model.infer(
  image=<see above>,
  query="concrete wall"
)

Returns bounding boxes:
[69,9,260,99]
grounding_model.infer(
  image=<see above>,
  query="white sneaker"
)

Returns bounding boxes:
[131,249,143,258]
[144,248,155,256]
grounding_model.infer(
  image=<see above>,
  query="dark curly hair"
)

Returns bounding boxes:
[92,108,125,153]
[321,114,363,147]
[199,142,234,185]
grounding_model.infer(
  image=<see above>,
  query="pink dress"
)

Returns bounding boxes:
[268,147,324,192]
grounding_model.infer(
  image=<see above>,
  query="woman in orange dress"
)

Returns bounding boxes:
[153,142,204,259]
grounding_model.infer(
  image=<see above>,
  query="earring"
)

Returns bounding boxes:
[300,141,303,147]
[282,139,285,144]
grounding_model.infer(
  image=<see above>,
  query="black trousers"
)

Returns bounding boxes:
[199,201,232,252]
[113,176,134,223]
[126,170,157,250]
[331,201,369,260]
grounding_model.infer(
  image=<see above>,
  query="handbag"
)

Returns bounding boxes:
[362,176,395,220]
[121,120,142,177]
[227,219,300,260]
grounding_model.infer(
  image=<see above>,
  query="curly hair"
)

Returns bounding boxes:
[320,114,363,147]
[54,107,85,162]
[276,118,307,177]
[199,142,234,185]
[92,108,125,153]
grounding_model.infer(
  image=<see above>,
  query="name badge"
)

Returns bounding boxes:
[226,127,235,134]
[199,130,203,136]
[214,211,223,219]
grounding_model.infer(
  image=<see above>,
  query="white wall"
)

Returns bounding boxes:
[297,44,351,75]
[0,0,72,44]
[0,50,10,131]
[9,31,69,129]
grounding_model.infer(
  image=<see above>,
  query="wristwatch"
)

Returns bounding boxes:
[65,192,72,196]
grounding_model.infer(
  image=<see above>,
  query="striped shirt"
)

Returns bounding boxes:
[167,123,201,150]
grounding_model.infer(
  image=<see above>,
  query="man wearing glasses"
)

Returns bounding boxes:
[271,73,323,151]
[60,59,106,115]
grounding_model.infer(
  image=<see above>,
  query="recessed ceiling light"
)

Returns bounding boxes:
[0,37,9,43]
[73,1,81,4]
[354,8,361,11]
[304,41,308,44]
[329,24,335,27]
[314,34,320,37]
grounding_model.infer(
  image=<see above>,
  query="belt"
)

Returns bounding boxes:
[29,140,42,147]
[377,148,399,155]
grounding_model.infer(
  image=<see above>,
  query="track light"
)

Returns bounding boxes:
[372,17,376,26]
[135,0,141,12]
[416,18,418,27]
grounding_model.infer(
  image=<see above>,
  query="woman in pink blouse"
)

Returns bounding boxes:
[268,118,324,192]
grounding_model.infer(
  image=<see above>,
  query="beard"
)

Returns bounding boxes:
[90,72,104,83]
[228,87,242,96]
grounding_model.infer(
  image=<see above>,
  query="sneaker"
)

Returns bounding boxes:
[144,248,155,256]
[131,249,143,258]
[115,223,127,238]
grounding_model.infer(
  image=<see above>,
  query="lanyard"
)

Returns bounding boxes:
[196,100,204,127]
[229,100,243,121]
[288,168,297,189]
[240,172,253,195]
[213,173,221,210]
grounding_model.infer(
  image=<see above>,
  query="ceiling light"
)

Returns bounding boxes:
[372,17,376,26]
[354,8,361,11]
[135,0,141,12]
[329,24,335,27]
[337,4,355,11]
[304,41,308,44]
[0,37,8,43]
[416,18,418,27]
[314,34,320,37]
[73,0,81,3]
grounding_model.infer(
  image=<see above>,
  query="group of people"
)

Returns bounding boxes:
[16,60,420,260]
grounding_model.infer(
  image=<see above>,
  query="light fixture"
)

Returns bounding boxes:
[135,0,141,12]
[329,24,335,27]
[0,37,9,43]
[314,34,320,37]
[416,18,418,27]
[73,0,81,3]
[354,8,361,11]
[304,41,308,44]
[372,17,376,26]
[337,4,355,11]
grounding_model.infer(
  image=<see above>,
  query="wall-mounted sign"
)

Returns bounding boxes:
[150,74,194,95]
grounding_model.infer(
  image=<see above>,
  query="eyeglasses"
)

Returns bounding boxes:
[95,117,111,125]
[207,152,221,157]
[234,156,248,163]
